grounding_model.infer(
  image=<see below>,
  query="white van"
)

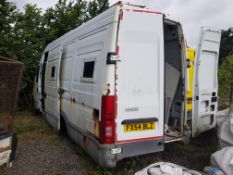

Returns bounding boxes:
[33,2,221,168]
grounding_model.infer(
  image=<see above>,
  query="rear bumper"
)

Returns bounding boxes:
[117,138,164,159]
[87,136,164,168]
[59,113,164,168]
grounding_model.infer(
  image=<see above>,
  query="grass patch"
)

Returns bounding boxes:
[14,111,55,141]
[90,167,113,175]
[167,129,218,155]
[47,134,62,143]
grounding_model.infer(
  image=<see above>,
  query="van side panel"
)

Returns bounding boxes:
[116,10,164,142]
[44,44,62,128]
[60,41,75,124]
[67,8,120,136]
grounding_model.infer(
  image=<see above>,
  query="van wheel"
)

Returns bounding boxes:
[59,116,67,136]
[33,108,41,115]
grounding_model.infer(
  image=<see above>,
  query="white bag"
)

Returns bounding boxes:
[135,162,202,175]
[218,116,233,148]
[211,147,233,175]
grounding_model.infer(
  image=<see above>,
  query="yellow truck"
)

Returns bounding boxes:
[186,48,196,111]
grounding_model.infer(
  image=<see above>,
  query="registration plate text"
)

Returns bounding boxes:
[124,122,155,132]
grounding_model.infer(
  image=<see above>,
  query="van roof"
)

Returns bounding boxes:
[44,2,177,52]
[45,3,119,51]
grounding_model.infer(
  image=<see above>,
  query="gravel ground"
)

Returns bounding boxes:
[10,139,90,175]
[0,111,219,175]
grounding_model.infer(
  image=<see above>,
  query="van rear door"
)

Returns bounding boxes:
[115,9,164,142]
[192,27,221,137]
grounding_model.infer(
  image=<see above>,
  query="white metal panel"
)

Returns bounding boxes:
[0,136,11,148]
[70,31,105,131]
[40,4,121,137]
[45,44,63,128]
[0,136,12,166]
[116,10,164,142]
[192,27,221,137]
[165,63,181,124]
[68,18,120,133]
[0,150,11,166]
[44,5,120,53]
[60,42,75,129]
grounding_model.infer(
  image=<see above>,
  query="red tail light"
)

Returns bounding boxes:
[100,96,115,144]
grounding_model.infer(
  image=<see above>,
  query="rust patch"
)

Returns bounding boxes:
[70,97,77,108]
[0,146,11,153]
[93,109,100,138]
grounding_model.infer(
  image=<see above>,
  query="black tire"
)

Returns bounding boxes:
[59,116,67,136]
[33,108,41,115]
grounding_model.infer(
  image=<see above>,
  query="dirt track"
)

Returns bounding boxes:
[0,111,218,175]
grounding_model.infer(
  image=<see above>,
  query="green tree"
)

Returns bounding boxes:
[218,55,233,107]
[86,0,109,20]
[13,4,45,106]
[43,0,88,44]
[219,28,233,64]
[43,0,109,44]
[0,0,18,57]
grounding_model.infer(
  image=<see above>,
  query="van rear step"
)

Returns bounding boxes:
[165,130,184,143]
[165,136,184,143]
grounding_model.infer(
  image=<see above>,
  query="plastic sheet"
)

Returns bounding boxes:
[135,162,202,175]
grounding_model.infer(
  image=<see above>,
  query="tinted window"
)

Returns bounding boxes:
[51,66,55,78]
[83,61,95,78]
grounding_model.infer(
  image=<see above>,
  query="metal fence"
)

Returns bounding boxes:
[0,56,23,135]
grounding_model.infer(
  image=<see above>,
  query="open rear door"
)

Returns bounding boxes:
[192,27,221,137]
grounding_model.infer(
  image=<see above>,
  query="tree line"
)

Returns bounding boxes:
[0,0,232,109]
[0,0,109,108]
[218,28,233,108]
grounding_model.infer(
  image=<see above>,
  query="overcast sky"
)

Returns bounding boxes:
[10,0,233,47]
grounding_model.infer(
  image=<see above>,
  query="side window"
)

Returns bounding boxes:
[83,61,95,78]
[51,66,55,78]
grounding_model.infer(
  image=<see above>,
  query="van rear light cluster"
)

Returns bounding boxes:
[100,96,115,144]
